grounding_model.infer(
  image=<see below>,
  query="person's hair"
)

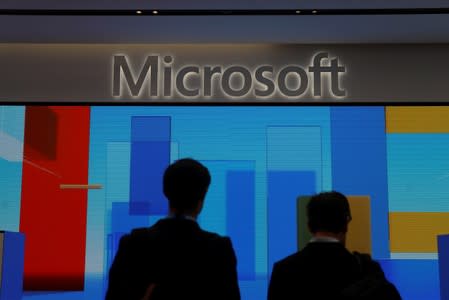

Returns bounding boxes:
[307,191,351,234]
[163,158,211,213]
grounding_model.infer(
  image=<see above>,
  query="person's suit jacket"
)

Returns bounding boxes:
[267,242,387,300]
[105,217,241,300]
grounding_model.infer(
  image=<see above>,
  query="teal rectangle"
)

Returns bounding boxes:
[387,134,449,212]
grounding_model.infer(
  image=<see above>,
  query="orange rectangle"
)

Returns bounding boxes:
[386,107,449,133]
[346,196,371,255]
[389,212,449,252]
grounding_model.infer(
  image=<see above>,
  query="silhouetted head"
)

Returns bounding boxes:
[163,158,211,216]
[307,191,351,235]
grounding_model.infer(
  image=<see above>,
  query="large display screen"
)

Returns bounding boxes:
[1,105,447,300]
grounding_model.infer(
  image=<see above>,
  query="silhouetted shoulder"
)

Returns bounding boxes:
[130,227,150,236]
[197,227,229,241]
[200,230,235,257]
[278,250,303,264]
[272,251,303,272]
[126,219,232,249]
[122,227,152,244]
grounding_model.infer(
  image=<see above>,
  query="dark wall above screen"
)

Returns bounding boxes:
[1,0,449,43]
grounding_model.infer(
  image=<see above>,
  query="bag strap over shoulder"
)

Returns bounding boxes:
[352,251,384,277]
[341,252,402,300]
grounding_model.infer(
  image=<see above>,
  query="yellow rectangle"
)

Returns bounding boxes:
[390,212,449,252]
[386,107,449,133]
[346,196,371,255]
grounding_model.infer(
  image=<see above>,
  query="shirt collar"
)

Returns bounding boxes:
[309,236,340,243]
[167,213,197,222]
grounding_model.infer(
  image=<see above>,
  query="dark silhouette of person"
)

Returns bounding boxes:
[105,158,241,300]
[267,191,401,300]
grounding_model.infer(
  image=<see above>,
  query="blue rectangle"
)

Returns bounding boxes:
[379,259,440,300]
[131,116,171,142]
[267,171,316,275]
[330,107,389,258]
[438,234,449,300]
[1,232,24,300]
[227,170,256,280]
[130,140,170,215]
[111,202,150,234]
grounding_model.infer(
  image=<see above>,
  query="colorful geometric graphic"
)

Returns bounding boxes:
[0,105,448,300]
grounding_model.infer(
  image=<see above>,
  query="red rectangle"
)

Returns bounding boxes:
[19,106,90,291]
